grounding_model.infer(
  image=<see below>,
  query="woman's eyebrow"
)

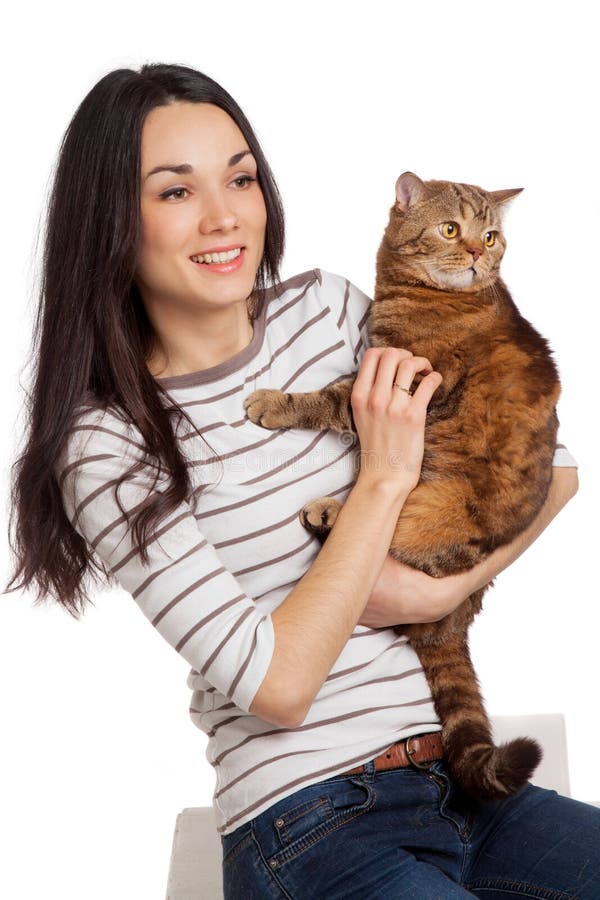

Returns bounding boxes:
[145,150,254,181]
[228,149,253,166]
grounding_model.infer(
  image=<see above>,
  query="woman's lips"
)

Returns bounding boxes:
[190,247,246,274]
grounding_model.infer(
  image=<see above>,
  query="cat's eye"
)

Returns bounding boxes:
[484,231,497,247]
[439,222,459,239]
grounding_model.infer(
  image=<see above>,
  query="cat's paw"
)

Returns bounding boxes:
[300,497,343,539]
[243,389,290,429]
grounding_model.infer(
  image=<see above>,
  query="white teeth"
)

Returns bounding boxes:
[191,247,242,264]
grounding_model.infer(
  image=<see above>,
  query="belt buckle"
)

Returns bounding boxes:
[405,735,433,770]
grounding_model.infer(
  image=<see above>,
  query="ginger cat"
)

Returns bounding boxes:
[244,172,560,800]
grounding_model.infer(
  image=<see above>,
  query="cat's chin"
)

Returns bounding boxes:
[427,267,490,293]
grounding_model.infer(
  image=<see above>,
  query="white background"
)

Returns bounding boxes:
[1,1,598,897]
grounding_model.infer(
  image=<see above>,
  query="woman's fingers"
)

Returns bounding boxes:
[390,356,434,393]
[352,347,413,400]
[387,359,441,420]
[351,347,442,414]
[409,370,444,410]
[349,347,443,493]
[352,348,414,399]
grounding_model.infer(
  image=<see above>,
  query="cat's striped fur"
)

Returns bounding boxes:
[244,173,560,799]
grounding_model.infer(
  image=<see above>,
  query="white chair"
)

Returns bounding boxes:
[164,714,595,900]
[166,806,222,900]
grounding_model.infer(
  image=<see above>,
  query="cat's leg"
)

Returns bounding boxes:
[299,497,343,541]
[243,377,355,432]
[404,607,542,801]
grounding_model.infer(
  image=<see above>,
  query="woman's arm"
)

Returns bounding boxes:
[359,465,579,628]
[249,349,443,728]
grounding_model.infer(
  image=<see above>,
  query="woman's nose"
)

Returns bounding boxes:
[198,191,238,233]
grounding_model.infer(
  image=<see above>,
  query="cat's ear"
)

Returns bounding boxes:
[489,187,524,209]
[395,172,429,212]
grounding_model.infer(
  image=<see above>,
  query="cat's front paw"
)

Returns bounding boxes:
[300,497,343,540]
[243,388,291,429]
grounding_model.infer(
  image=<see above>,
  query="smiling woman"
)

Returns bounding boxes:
[138,103,268,378]
[4,60,284,616]
[5,61,599,899]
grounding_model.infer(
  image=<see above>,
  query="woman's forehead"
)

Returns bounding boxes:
[140,102,249,174]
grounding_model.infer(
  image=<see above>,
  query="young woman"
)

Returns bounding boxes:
[6,63,598,898]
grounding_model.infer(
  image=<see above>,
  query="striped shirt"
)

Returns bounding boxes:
[56,269,577,835]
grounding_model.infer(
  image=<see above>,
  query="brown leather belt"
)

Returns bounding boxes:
[342,732,444,776]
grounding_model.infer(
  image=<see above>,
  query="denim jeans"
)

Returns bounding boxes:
[221,758,600,898]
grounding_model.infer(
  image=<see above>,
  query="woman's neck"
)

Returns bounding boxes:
[146,300,254,379]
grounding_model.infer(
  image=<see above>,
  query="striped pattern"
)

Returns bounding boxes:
[56,269,576,835]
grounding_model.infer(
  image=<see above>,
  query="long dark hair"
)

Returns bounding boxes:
[4,63,285,617]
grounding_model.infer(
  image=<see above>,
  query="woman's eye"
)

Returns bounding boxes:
[231,175,256,189]
[160,187,188,201]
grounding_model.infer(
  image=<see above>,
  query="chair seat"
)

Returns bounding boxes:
[166,807,222,900]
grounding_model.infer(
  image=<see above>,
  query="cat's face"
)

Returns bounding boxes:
[383,173,522,293]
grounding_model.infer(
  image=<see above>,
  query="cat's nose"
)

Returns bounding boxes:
[467,247,482,262]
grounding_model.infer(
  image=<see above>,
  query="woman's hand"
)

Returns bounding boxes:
[351,348,443,497]
[358,553,470,627]
[358,465,578,629]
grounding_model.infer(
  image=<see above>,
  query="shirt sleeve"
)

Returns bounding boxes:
[56,404,275,714]
[318,270,372,370]
[552,442,578,467]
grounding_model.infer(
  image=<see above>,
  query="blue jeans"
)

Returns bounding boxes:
[221,758,600,898]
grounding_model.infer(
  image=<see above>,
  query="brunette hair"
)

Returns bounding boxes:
[4,62,285,617]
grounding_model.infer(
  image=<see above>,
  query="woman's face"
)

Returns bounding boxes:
[135,102,267,317]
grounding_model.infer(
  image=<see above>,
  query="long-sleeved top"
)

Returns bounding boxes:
[56,269,577,834]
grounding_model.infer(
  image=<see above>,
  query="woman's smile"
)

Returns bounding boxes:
[189,244,246,272]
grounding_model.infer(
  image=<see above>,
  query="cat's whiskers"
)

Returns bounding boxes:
[486,280,505,306]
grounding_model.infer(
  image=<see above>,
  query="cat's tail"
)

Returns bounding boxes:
[447,724,542,801]
[410,627,542,800]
